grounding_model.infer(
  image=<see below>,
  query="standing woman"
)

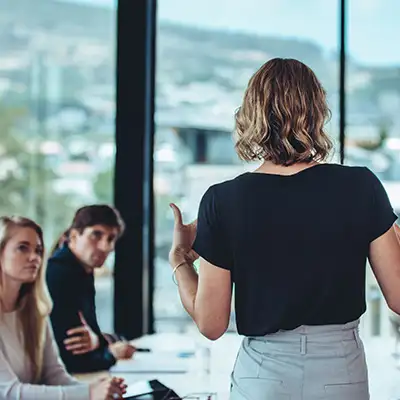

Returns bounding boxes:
[0,216,126,399]
[169,58,400,399]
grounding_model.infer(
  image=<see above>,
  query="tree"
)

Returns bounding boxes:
[355,123,389,152]
[0,104,76,246]
[93,168,113,204]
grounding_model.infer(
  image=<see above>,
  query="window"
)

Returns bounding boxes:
[346,0,400,396]
[154,0,339,333]
[1,0,116,332]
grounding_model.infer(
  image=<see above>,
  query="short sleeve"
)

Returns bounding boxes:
[365,168,398,242]
[192,185,232,270]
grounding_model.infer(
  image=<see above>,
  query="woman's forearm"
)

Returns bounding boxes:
[174,262,199,320]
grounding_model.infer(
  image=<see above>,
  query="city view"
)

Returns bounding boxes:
[0,0,399,397]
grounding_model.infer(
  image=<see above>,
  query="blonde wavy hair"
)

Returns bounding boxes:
[0,216,52,382]
[235,58,333,166]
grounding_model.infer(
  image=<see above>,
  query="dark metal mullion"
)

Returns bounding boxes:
[339,0,347,164]
[114,0,156,339]
[142,0,157,335]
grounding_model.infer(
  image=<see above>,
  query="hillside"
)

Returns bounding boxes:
[0,0,397,132]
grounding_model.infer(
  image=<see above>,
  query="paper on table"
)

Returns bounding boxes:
[111,352,192,373]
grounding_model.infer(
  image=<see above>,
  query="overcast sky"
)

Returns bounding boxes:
[66,0,400,66]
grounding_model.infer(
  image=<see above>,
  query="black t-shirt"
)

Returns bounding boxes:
[192,163,398,336]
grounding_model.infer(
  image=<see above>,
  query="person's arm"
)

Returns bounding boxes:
[366,169,400,313]
[0,345,89,400]
[169,186,232,340]
[102,333,122,344]
[40,319,89,387]
[46,263,116,373]
[82,298,136,363]
[172,256,232,340]
[369,226,400,313]
[40,323,128,400]
[60,326,116,373]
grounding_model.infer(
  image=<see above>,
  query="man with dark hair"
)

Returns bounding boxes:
[46,205,135,373]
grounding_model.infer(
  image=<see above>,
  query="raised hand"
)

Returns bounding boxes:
[169,203,199,267]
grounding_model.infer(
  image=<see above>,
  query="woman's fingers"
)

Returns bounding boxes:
[170,203,183,226]
[170,204,197,232]
[108,379,124,397]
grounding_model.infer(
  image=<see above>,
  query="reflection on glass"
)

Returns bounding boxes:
[155,1,339,333]
[347,1,400,397]
[1,0,116,332]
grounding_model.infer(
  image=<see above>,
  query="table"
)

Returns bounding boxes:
[73,332,241,399]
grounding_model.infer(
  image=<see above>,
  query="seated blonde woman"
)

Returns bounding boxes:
[0,216,126,399]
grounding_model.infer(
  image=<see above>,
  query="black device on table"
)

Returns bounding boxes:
[124,379,181,400]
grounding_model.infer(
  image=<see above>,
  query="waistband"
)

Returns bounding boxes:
[246,320,362,355]
[279,319,359,335]
[250,320,360,342]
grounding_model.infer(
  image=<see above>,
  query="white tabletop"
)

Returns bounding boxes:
[73,332,242,399]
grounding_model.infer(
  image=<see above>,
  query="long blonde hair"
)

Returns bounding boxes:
[0,216,52,382]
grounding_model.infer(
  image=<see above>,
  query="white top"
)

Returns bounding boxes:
[0,312,90,400]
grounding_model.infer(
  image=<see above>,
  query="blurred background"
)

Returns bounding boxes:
[0,0,399,396]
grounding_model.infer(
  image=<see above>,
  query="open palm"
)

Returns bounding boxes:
[169,203,199,267]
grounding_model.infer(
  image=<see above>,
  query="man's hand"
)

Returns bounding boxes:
[64,311,100,355]
[108,341,136,360]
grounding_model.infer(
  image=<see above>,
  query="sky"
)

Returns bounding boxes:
[67,0,400,66]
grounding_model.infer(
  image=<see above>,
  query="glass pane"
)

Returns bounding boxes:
[1,0,116,332]
[155,1,339,332]
[346,0,400,397]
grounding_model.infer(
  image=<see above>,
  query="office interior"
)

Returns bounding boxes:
[1,0,400,398]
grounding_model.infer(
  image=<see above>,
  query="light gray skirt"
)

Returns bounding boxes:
[230,320,369,400]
